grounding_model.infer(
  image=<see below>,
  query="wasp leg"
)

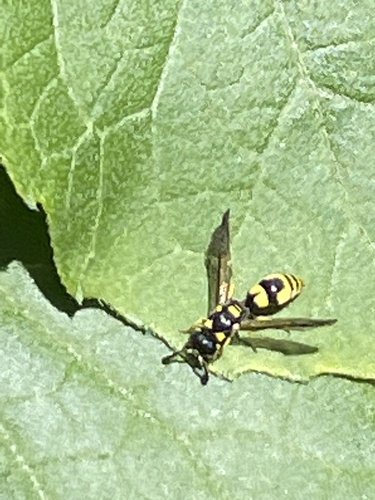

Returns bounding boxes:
[184,352,209,385]
[161,350,185,365]
[231,331,258,352]
[162,350,210,385]
[198,366,209,385]
[193,362,209,385]
[180,318,207,334]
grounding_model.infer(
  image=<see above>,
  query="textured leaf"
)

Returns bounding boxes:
[1,0,375,383]
[0,264,375,498]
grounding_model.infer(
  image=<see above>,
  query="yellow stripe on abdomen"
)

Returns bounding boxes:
[248,283,270,309]
[246,273,304,316]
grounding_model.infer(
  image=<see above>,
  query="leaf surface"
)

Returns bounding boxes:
[1,0,374,382]
[0,264,374,498]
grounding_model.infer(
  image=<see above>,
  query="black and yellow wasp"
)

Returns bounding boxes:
[162,210,337,385]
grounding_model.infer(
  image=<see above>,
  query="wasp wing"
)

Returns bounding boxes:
[204,209,232,314]
[236,317,337,355]
[240,317,337,331]
[232,335,319,355]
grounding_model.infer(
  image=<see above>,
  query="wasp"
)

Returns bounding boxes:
[162,210,337,385]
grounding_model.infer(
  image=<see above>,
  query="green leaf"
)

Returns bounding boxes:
[1,264,375,498]
[2,0,375,383]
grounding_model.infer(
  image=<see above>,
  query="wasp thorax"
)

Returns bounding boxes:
[209,300,247,332]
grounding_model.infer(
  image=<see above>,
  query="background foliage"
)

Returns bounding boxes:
[1,0,375,497]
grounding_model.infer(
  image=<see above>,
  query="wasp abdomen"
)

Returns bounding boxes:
[245,273,304,317]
